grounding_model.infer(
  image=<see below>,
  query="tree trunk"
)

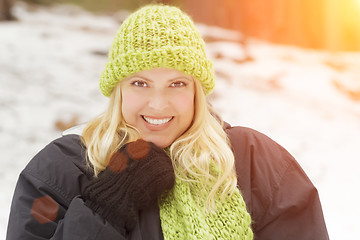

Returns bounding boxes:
[0,0,14,21]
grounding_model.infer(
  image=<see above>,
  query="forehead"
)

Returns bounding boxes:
[129,68,193,81]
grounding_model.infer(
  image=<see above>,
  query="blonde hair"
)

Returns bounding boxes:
[81,77,238,209]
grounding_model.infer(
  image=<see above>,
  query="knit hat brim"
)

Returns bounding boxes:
[100,46,215,97]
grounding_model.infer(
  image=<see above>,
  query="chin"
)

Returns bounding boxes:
[143,137,173,149]
[153,140,172,149]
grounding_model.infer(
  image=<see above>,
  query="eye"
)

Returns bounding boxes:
[131,80,148,88]
[170,81,186,88]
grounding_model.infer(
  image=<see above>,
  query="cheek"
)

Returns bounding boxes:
[121,92,144,120]
[172,93,195,117]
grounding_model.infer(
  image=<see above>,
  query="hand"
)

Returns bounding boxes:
[82,139,175,233]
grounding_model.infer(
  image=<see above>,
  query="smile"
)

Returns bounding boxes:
[142,116,173,125]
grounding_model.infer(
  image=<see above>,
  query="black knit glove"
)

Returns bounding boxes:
[82,139,175,234]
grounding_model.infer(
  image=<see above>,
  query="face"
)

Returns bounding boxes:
[121,68,195,148]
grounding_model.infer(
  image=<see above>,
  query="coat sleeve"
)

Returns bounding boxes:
[6,136,125,240]
[226,126,329,240]
[255,159,329,239]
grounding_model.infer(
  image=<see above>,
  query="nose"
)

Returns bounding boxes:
[148,90,169,111]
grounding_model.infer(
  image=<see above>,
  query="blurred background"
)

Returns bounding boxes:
[1,0,360,239]
[3,0,360,51]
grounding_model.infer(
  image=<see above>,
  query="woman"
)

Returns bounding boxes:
[7,4,329,240]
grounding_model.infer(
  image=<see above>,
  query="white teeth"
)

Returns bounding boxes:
[143,116,172,125]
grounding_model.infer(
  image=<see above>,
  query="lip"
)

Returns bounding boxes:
[141,115,174,131]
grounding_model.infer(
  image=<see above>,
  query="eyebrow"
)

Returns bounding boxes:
[169,76,193,82]
[128,75,193,82]
[126,75,153,82]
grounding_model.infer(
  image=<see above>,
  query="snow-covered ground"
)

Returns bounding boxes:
[1,2,359,239]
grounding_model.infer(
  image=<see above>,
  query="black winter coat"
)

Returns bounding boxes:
[6,124,329,239]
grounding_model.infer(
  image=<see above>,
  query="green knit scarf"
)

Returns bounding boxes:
[158,176,254,239]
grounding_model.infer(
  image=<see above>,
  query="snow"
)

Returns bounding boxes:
[1,2,359,239]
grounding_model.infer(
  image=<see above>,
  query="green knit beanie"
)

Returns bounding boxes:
[99,4,215,97]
